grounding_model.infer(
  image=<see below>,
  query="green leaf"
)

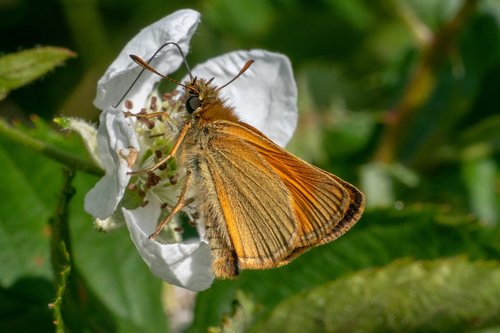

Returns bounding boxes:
[204,0,273,37]
[189,206,499,332]
[0,121,169,332]
[208,291,261,333]
[0,135,59,286]
[0,47,76,100]
[324,0,375,30]
[0,130,65,332]
[256,258,500,333]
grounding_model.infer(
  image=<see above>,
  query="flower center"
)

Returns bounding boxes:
[124,92,184,209]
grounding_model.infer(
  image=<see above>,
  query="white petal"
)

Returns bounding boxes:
[94,9,201,110]
[185,50,298,147]
[123,205,214,292]
[85,108,139,219]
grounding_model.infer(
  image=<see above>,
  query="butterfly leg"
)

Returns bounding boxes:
[124,110,165,119]
[149,171,194,240]
[128,123,191,175]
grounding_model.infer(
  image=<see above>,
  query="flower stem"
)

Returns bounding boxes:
[48,168,76,332]
[0,119,103,176]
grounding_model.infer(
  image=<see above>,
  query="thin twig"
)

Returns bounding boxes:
[390,0,433,47]
[374,0,480,164]
[0,119,103,176]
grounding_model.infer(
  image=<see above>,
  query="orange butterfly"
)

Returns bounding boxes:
[129,55,365,278]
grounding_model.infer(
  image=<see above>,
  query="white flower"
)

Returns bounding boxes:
[81,9,298,291]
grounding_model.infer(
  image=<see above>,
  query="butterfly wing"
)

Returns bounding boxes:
[219,121,365,250]
[194,120,364,276]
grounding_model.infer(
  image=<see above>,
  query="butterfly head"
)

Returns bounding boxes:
[182,77,221,114]
[180,60,254,120]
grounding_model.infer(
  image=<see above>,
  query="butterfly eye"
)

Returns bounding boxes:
[186,96,200,113]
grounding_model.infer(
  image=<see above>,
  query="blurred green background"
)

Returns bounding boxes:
[0,0,499,332]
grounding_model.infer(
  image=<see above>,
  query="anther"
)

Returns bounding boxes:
[125,100,134,109]
[144,119,155,129]
[146,172,161,188]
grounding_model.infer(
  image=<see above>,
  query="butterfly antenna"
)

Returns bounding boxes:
[113,42,194,108]
[215,60,254,92]
[161,42,193,81]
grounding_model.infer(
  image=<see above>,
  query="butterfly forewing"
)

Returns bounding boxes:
[195,120,363,275]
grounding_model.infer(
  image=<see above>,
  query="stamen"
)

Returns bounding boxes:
[149,132,165,138]
[150,96,158,111]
